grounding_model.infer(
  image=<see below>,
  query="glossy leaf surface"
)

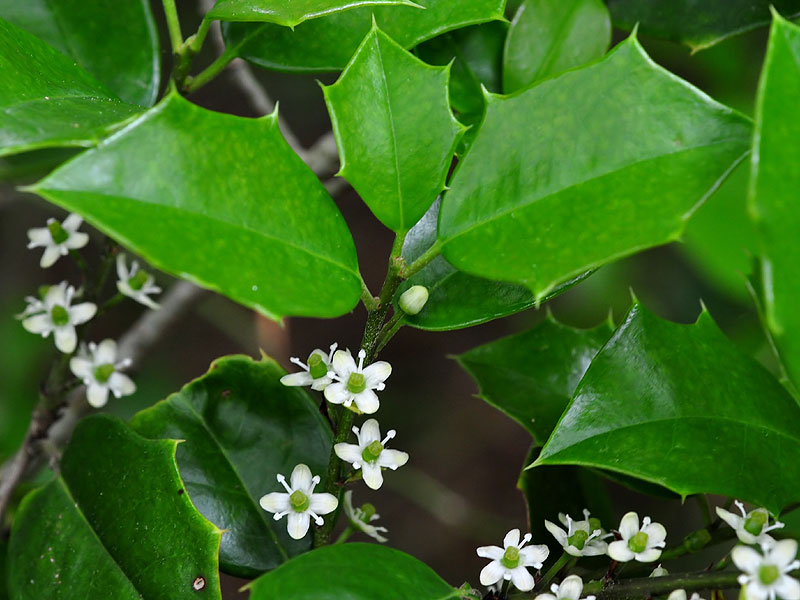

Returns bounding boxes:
[209,0,417,26]
[32,93,361,320]
[248,543,459,599]
[536,304,800,513]
[224,0,505,72]
[0,18,140,157]
[395,200,590,330]
[8,416,221,599]
[438,37,751,300]
[131,355,333,577]
[0,0,159,105]
[607,0,800,51]
[324,26,463,232]
[749,14,800,388]
[503,0,611,93]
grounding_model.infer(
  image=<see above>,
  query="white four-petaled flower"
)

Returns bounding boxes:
[733,540,800,600]
[21,282,97,354]
[334,418,408,490]
[281,343,338,391]
[718,501,784,546]
[535,575,595,600]
[342,490,389,543]
[545,509,608,557]
[69,339,136,408]
[324,349,391,414]
[477,528,550,592]
[607,512,666,563]
[259,464,338,540]
[116,254,161,309]
[27,213,89,268]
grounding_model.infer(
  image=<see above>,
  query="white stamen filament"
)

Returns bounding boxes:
[735,500,747,518]
[276,474,293,494]
[328,343,338,360]
[290,356,308,370]
[357,349,366,370]
[382,430,396,445]
[764,522,785,533]
[308,510,324,525]
[518,533,532,549]
[273,511,288,520]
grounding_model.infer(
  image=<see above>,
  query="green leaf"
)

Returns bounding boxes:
[247,543,459,599]
[209,0,419,26]
[7,415,222,599]
[457,317,612,444]
[223,0,506,73]
[0,538,7,600]
[30,92,361,321]
[438,36,752,300]
[130,355,333,578]
[396,200,591,330]
[749,13,800,389]
[0,0,159,106]
[0,17,141,158]
[607,0,800,52]
[503,0,610,94]
[535,304,800,513]
[323,26,464,232]
[415,21,509,116]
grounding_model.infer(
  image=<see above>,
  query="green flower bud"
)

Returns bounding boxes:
[501,546,520,569]
[93,363,115,384]
[347,372,366,394]
[588,517,603,532]
[684,529,712,552]
[744,510,769,537]
[361,441,383,463]
[568,529,589,550]
[308,353,328,379]
[127,270,149,291]
[47,220,69,244]
[628,531,649,554]
[289,490,310,512]
[759,564,780,585]
[51,305,69,326]
[398,285,429,315]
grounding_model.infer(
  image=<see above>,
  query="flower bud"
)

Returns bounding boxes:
[684,529,711,552]
[398,285,429,315]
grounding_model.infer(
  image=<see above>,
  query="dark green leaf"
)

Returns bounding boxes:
[607,0,800,51]
[31,92,361,321]
[0,538,7,600]
[415,21,508,116]
[247,543,459,599]
[749,14,800,388]
[457,317,612,444]
[323,26,463,232]
[130,355,333,578]
[503,0,610,93]
[0,0,160,106]
[8,415,222,599]
[224,0,505,73]
[0,17,141,157]
[438,36,751,300]
[535,304,800,513]
[209,0,418,26]
[396,200,591,330]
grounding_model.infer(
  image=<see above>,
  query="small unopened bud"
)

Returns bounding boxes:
[649,564,668,577]
[684,529,711,552]
[398,285,429,315]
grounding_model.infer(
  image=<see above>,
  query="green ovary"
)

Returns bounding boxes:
[51,305,69,326]
[628,531,649,554]
[568,529,589,550]
[48,221,69,244]
[347,372,366,394]
[501,546,520,569]
[308,353,328,379]
[361,441,383,463]
[290,490,310,512]
[93,363,115,383]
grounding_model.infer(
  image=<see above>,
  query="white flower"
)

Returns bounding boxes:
[545,509,608,557]
[668,590,703,600]
[280,343,338,391]
[717,501,784,546]
[324,348,391,414]
[21,282,96,353]
[116,254,161,309]
[27,213,89,268]
[342,491,388,543]
[259,464,338,540]
[535,575,595,600]
[607,512,666,563]
[477,528,550,592]
[69,339,136,408]
[334,418,408,490]
[733,540,800,600]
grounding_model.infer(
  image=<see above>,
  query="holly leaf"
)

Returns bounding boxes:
[209,0,419,26]
[438,35,751,300]
[247,543,460,600]
[130,355,333,578]
[30,92,361,321]
[0,17,141,157]
[7,415,222,599]
[607,0,800,52]
[0,0,159,106]
[749,13,800,389]
[223,0,505,72]
[323,25,464,232]
[535,304,800,514]
[503,0,611,93]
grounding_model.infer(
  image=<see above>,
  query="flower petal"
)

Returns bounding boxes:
[66,231,89,249]
[331,349,356,377]
[27,227,51,247]
[324,382,350,405]
[607,540,635,562]
[668,591,688,600]
[635,548,662,563]
[359,419,381,444]
[775,576,800,600]
[289,464,313,492]
[54,326,77,354]
[334,443,362,465]
[309,492,338,516]
[95,339,117,364]
[62,213,83,231]
[69,357,93,379]
[743,582,769,600]
[377,449,408,470]
[87,383,110,408]
[287,511,311,540]
[22,314,51,335]
[479,560,505,586]
[362,463,384,490]
[281,372,314,387]
[618,512,640,540]
[132,291,160,310]
[510,565,534,592]
[732,545,763,574]
[544,520,568,547]
[109,372,136,397]
[558,575,584,600]
[769,539,798,568]
[45,283,67,307]
[353,389,379,414]
[363,361,391,388]
[504,529,521,549]
[641,521,667,547]
[309,376,332,391]
[582,541,608,556]
[69,302,97,326]
[259,492,290,513]
[40,245,62,268]
[520,544,549,568]
[476,545,504,560]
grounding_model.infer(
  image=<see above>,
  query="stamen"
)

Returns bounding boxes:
[583,508,591,520]
[357,349,366,370]
[642,516,652,527]
[353,462,361,469]
[352,426,360,435]
[735,500,747,518]
[764,522,785,533]
[587,530,601,541]
[328,343,338,360]
[788,560,800,572]
[276,474,293,494]
[550,584,559,594]
[519,533,532,548]
[308,510,324,525]
[376,382,385,391]
[66,286,75,304]
[566,515,574,535]
[290,356,308,370]
[273,511,288,520]
[118,358,132,369]
[382,431,396,445]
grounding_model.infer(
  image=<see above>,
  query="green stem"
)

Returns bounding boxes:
[162,0,184,55]
[100,292,126,314]
[69,249,89,276]
[184,46,237,92]
[375,311,404,354]
[695,495,713,527]
[500,578,511,598]
[402,239,442,279]
[534,553,572,592]
[581,571,741,600]
[333,526,355,545]
[360,276,378,311]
